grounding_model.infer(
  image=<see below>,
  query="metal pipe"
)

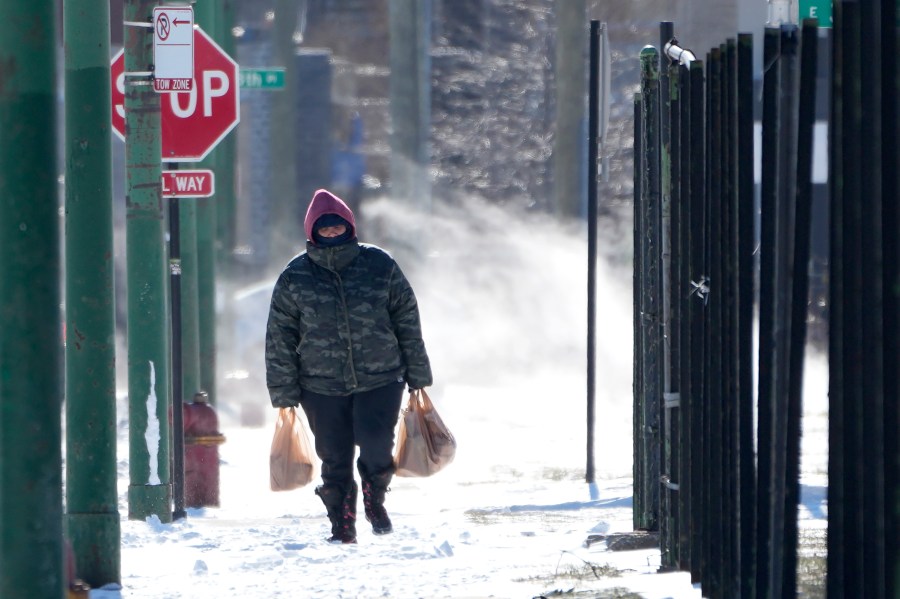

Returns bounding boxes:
[663,40,697,66]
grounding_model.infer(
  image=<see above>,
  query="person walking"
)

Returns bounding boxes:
[265,189,433,544]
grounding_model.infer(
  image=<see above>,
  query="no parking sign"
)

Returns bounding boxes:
[152,6,195,92]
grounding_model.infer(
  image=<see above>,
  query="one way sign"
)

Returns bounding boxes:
[161,169,215,198]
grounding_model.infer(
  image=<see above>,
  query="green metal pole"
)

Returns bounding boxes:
[554,0,587,216]
[124,0,172,522]
[389,0,433,212]
[0,2,65,597]
[216,0,238,274]
[196,196,217,404]
[179,198,201,399]
[215,0,239,393]
[195,0,219,405]
[64,0,121,586]
[271,0,299,259]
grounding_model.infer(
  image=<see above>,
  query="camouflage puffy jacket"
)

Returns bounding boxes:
[265,240,433,404]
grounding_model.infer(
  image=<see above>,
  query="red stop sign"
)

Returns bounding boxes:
[111,26,239,162]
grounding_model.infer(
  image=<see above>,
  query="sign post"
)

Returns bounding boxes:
[113,24,237,521]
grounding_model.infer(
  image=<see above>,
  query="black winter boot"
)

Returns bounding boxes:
[315,482,357,544]
[361,470,393,535]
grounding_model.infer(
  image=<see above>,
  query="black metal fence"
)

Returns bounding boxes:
[629,3,899,597]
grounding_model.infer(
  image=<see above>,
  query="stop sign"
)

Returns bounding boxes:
[111,26,239,162]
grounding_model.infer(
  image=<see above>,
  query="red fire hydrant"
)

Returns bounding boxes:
[183,392,226,508]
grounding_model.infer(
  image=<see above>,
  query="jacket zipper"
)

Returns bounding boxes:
[329,249,358,389]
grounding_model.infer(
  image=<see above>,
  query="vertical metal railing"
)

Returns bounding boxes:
[632,17,826,598]
[827,2,900,597]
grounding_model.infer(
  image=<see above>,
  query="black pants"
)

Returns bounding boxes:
[299,381,405,488]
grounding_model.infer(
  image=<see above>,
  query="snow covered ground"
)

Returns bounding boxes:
[87,197,828,598]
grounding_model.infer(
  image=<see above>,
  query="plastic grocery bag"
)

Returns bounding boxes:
[269,407,317,491]
[394,389,456,477]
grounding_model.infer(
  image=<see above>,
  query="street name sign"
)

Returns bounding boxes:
[152,6,194,92]
[799,0,832,27]
[239,68,286,90]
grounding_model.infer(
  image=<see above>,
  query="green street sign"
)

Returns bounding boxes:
[799,0,832,27]
[239,67,286,90]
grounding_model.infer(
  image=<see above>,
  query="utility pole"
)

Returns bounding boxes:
[196,0,223,405]
[215,1,239,394]
[64,0,121,586]
[554,0,587,217]
[389,0,432,214]
[216,1,239,272]
[124,0,172,522]
[177,194,202,401]
[0,2,65,597]
[271,0,300,261]
[177,0,209,407]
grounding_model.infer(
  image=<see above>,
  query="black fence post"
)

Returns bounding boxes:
[882,1,900,596]
[687,59,707,586]
[769,25,800,599]
[658,20,677,569]
[705,45,725,599]
[633,91,645,532]
[736,31,757,599]
[631,92,644,530]
[756,26,781,599]
[639,45,662,532]
[859,2,887,597]
[722,38,739,594]
[664,57,682,572]
[827,3,847,594]
[840,2,866,595]
[676,61,694,575]
[783,19,819,599]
